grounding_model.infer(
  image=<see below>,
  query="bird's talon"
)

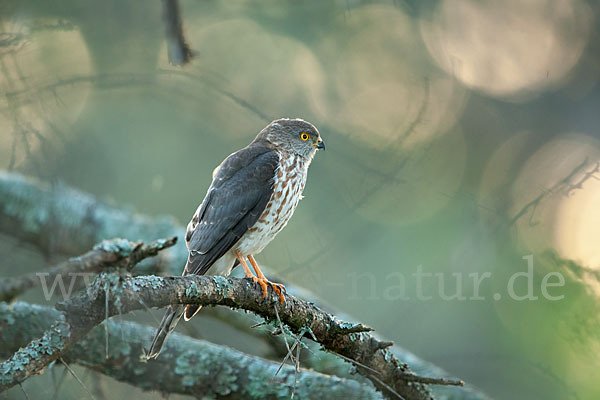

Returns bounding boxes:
[252,278,286,302]
[269,282,286,304]
[247,276,267,298]
[255,279,269,298]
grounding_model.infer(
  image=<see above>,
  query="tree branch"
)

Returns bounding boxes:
[2,267,463,399]
[0,237,176,302]
[0,171,186,275]
[162,0,193,66]
[0,302,383,400]
[0,238,176,391]
[0,172,488,399]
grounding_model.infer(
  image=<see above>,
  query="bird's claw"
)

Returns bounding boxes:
[248,276,286,303]
[269,282,286,304]
[250,276,269,298]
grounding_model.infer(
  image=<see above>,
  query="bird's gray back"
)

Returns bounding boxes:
[184,143,279,275]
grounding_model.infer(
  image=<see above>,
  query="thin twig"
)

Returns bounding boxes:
[369,374,406,400]
[397,373,464,387]
[58,358,96,400]
[291,335,302,399]
[104,285,109,360]
[274,336,301,378]
[327,350,382,376]
[161,0,193,65]
[50,365,68,400]
[18,384,29,400]
[250,321,267,329]
[135,296,161,325]
[273,305,295,365]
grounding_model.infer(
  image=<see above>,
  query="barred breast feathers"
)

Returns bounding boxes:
[235,151,309,256]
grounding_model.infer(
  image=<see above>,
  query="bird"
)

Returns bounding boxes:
[147,118,325,359]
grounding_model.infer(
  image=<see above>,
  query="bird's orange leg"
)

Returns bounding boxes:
[248,255,286,303]
[235,250,268,298]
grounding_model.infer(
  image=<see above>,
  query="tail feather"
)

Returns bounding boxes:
[146,305,184,359]
[147,254,239,359]
[184,304,203,321]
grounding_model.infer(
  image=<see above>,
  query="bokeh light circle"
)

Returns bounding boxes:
[420,0,592,100]
[316,4,467,150]
[510,134,600,270]
[0,19,92,168]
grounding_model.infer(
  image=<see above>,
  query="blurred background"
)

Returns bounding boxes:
[1,0,600,399]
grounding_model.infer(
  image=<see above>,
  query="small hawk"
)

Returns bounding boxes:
[147,118,324,358]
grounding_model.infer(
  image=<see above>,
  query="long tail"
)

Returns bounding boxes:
[147,255,240,359]
[146,304,185,359]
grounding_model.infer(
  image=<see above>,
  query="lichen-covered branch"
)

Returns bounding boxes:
[199,285,486,400]
[0,237,176,302]
[0,237,176,391]
[0,172,487,399]
[1,270,457,399]
[59,272,463,400]
[0,171,186,275]
[0,302,383,400]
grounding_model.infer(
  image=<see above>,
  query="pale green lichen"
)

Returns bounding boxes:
[212,276,231,296]
[111,285,123,313]
[90,272,127,313]
[174,350,238,395]
[154,238,169,248]
[383,350,393,363]
[130,275,164,292]
[0,303,15,325]
[299,325,317,341]
[70,321,134,367]
[0,173,51,234]
[185,279,200,298]
[181,375,196,387]
[245,360,369,400]
[93,238,136,256]
[0,320,69,385]
[247,361,293,399]
[174,351,201,388]
[337,321,366,333]
[106,321,131,357]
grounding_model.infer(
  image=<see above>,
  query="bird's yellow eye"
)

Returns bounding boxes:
[300,132,310,141]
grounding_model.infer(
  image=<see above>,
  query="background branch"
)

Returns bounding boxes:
[0,171,185,274]
[162,0,193,66]
[0,302,382,400]
[0,237,176,302]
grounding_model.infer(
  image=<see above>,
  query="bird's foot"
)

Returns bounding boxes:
[248,276,286,303]
[246,254,286,303]
[248,275,268,298]
[266,280,286,304]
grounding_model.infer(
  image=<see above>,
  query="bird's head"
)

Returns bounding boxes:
[256,118,325,159]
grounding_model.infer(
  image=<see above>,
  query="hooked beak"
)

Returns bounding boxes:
[316,139,325,150]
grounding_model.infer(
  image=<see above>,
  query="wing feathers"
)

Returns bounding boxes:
[183,145,278,276]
